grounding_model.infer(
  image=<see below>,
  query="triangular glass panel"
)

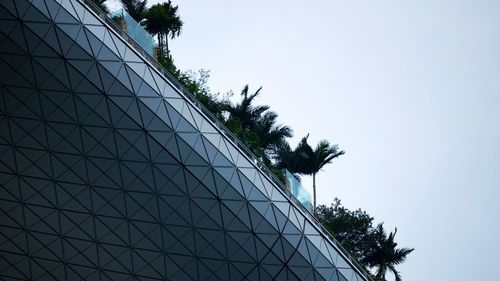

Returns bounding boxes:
[23,4,49,23]
[159,80,180,99]
[44,0,61,20]
[5,23,29,54]
[218,180,244,201]
[65,36,91,60]
[123,48,141,63]
[95,64,116,94]
[59,0,79,21]
[83,29,104,58]
[126,61,146,78]
[211,151,232,167]
[24,21,52,41]
[189,200,219,229]
[137,82,159,98]
[107,74,133,96]
[198,118,217,134]
[214,166,236,184]
[80,7,100,26]
[101,29,120,55]
[337,268,354,281]
[141,68,160,92]
[53,4,78,24]
[100,60,124,77]
[34,56,62,77]
[13,0,31,19]
[0,0,16,16]
[58,23,83,41]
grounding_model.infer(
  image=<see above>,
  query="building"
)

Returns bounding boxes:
[0,0,371,280]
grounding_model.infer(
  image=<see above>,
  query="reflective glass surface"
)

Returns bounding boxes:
[284,170,313,211]
[111,9,154,55]
[0,0,372,280]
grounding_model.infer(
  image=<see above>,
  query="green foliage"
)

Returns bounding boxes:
[268,163,288,184]
[294,135,345,175]
[157,53,179,76]
[121,0,148,22]
[316,199,376,261]
[157,54,229,123]
[362,224,414,281]
[317,200,413,281]
[144,1,183,58]
[224,86,269,132]
[223,86,292,166]
[300,135,344,213]
[177,70,229,121]
[275,134,344,213]
[254,111,293,156]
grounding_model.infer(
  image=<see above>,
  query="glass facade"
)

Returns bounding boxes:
[284,170,313,212]
[0,0,372,280]
[110,8,154,55]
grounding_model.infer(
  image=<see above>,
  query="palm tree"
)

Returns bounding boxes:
[254,111,293,161]
[144,1,183,58]
[121,0,148,22]
[295,134,344,214]
[275,140,302,179]
[224,86,274,163]
[363,224,414,281]
[224,86,293,169]
[224,85,269,132]
[273,139,307,187]
[162,1,183,53]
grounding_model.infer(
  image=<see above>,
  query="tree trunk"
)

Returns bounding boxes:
[313,172,316,216]
[165,31,169,55]
[157,33,162,59]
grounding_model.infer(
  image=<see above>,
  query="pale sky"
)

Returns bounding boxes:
[149,0,500,280]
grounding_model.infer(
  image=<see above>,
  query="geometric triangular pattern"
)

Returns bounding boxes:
[0,0,371,281]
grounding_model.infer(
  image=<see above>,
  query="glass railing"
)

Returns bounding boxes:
[284,170,313,212]
[109,9,154,55]
[79,1,373,280]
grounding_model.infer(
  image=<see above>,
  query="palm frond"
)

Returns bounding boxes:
[388,265,402,281]
[363,223,413,281]
[391,248,414,265]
